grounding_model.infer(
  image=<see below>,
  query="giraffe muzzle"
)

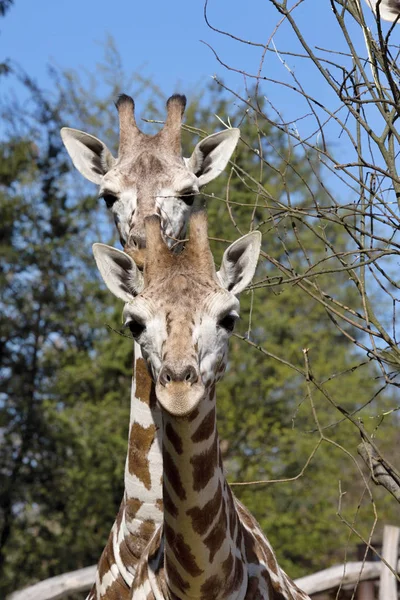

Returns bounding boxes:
[156,365,204,417]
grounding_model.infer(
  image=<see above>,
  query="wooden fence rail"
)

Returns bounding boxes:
[8,565,96,600]
[8,559,400,600]
[8,526,400,600]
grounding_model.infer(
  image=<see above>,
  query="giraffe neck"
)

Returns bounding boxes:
[119,344,164,570]
[124,344,163,508]
[90,344,163,599]
[161,385,247,600]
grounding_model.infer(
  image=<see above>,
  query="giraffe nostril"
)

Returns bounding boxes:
[159,365,198,386]
[159,366,173,387]
[183,366,198,385]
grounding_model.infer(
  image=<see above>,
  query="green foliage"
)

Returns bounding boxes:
[0,53,398,596]
[0,71,129,594]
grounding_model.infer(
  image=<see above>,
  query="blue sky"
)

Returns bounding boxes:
[1,1,398,184]
[1,0,355,113]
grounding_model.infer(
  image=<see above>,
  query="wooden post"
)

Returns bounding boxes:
[356,540,378,600]
[356,581,375,600]
[379,524,400,600]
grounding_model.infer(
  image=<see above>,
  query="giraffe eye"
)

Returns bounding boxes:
[102,193,118,209]
[218,312,239,333]
[126,319,146,338]
[179,188,196,206]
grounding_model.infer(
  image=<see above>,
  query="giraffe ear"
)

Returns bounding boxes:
[217,231,262,295]
[61,128,116,184]
[187,128,240,188]
[92,243,144,302]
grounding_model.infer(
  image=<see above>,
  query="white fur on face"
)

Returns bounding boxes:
[113,189,138,244]
[194,314,230,386]
[156,174,199,248]
[143,315,168,379]
[98,170,138,245]
[157,193,191,248]
[194,294,239,386]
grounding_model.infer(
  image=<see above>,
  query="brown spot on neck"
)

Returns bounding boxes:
[163,485,178,518]
[203,507,227,562]
[165,422,183,455]
[191,407,215,443]
[244,575,262,600]
[135,357,157,408]
[242,526,259,564]
[96,536,130,599]
[188,406,200,422]
[125,497,144,522]
[260,569,287,600]
[163,449,186,500]
[164,521,203,578]
[164,559,190,595]
[226,555,245,597]
[186,481,222,536]
[128,422,157,490]
[190,433,219,492]
[199,574,223,600]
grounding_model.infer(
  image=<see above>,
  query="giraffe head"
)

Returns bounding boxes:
[61,95,240,267]
[93,212,261,417]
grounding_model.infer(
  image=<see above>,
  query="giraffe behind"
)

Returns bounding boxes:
[61,94,240,266]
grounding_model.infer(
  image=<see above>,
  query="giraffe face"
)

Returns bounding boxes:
[122,277,240,416]
[93,213,262,418]
[98,148,199,257]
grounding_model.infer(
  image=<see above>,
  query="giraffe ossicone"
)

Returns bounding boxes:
[93,212,310,600]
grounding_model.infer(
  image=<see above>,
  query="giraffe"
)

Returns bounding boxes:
[61,96,240,598]
[92,211,311,600]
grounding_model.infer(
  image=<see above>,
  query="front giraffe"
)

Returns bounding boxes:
[93,212,311,600]
[61,97,240,598]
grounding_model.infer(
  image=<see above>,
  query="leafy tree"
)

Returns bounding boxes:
[0,72,121,593]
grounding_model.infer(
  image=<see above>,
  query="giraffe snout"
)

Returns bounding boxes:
[156,362,204,416]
